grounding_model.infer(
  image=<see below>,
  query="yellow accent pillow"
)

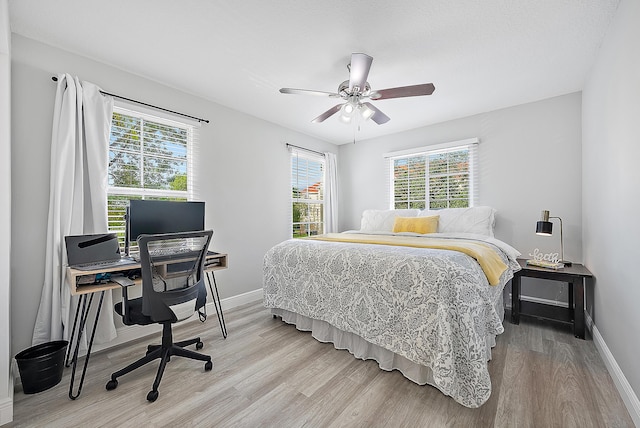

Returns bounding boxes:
[392,215,439,234]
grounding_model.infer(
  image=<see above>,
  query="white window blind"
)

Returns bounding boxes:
[385,138,478,210]
[290,149,325,238]
[107,106,198,248]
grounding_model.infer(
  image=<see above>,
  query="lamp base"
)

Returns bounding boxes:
[561,260,572,267]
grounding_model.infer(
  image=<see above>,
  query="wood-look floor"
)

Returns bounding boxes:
[8,300,634,428]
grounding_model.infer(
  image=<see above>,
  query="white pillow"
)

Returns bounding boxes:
[360,209,420,232]
[419,206,496,236]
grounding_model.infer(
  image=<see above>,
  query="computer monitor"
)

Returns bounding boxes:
[126,200,205,253]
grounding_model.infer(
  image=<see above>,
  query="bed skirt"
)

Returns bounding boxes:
[271,294,503,398]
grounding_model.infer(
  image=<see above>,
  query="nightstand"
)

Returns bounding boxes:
[510,258,593,339]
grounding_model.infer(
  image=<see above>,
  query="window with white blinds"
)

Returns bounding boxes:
[107,106,197,248]
[291,149,325,238]
[386,138,478,210]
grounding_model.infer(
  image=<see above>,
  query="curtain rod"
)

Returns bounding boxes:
[286,143,325,157]
[51,76,209,124]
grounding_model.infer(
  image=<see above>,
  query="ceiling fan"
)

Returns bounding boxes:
[280,53,435,125]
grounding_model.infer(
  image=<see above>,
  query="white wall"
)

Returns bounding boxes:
[9,35,337,359]
[0,0,12,423]
[338,93,583,303]
[583,0,640,421]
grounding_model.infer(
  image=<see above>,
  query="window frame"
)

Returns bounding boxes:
[290,149,325,238]
[107,105,198,248]
[385,138,478,210]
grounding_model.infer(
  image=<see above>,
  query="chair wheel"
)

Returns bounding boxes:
[196,341,204,350]
[205,360,213,371]
[106,379,118,391]
[147,390,159,402]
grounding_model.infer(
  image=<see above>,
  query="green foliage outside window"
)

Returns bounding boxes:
[109,112,188,191]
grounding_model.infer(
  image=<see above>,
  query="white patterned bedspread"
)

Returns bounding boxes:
[263,233,520,407]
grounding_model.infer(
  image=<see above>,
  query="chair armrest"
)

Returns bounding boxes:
[112,276,136,324]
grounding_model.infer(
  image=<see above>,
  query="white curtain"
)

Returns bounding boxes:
[32,74,116,346]
[324,152,339,233]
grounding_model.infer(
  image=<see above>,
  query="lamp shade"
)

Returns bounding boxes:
[536,220,552,235]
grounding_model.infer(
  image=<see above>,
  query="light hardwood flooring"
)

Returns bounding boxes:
[8,300,635,427]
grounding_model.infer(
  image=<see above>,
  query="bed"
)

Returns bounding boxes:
[262,207,521,408]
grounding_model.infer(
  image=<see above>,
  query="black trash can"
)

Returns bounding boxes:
[15,340,68,394]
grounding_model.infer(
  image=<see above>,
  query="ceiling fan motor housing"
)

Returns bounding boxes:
[339,80,371,98]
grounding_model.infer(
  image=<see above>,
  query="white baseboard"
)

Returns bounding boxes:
[0,397,12,426]
[91,288,264,354]
[585,312,640,427]
[1,359,15,425]
[213,288,263,311]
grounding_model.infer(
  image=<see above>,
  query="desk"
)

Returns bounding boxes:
[64,252,228,399]
[510,258,593,339]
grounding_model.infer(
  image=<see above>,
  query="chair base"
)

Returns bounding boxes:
[106,322,212,402]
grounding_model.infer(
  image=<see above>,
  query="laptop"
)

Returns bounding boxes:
[65,233,136,271]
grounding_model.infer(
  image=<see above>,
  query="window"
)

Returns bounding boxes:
[107,106,197,247]
[387,138,478,210]
[291,150,325,237]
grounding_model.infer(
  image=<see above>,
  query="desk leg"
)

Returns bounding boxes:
[68,290,105,399]
[65,297,83,368]
[510,275,521,324]
[573,278,585,339]
[206,272,227,338]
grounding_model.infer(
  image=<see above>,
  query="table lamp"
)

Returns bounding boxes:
[535,210,571,266]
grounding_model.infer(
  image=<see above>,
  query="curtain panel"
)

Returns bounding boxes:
[324,152,338,233]
[32,74,116,347]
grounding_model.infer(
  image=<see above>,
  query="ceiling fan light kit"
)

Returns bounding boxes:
[280,53,435,126]
[339,104,354,123]
[359,103,375,120]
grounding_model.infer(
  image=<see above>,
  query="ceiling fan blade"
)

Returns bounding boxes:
[362,102,390,125]
[311,104,343,123]
[348,53,373,93]
[280,88,340,97]
[370,83,435,100]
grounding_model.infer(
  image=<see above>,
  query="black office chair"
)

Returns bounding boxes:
[106,230,214,402]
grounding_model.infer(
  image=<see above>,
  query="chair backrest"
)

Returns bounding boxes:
[137,230,213,323]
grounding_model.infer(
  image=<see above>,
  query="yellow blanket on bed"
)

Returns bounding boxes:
[306,233,507,286]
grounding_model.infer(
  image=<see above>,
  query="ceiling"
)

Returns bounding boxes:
[9,0,619,145]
